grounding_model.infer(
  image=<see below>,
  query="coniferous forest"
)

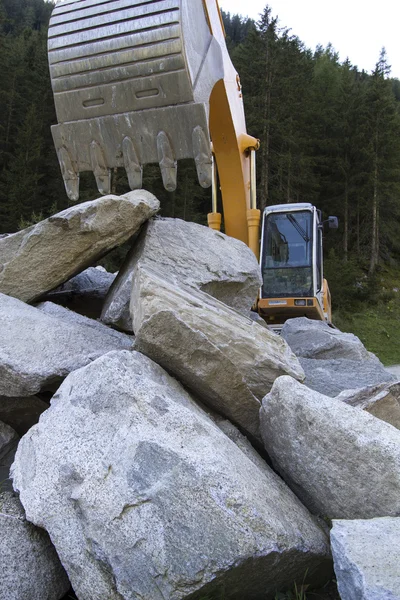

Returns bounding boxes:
[1,0,400,359]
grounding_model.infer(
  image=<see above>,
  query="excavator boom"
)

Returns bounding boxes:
[48,0,260,249]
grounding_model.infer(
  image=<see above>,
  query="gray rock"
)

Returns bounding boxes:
[281,317,372,360]
[45,266,115,300]
[132,267,304,441]
[281,318,394,397]
[43,266,116,318]
[36,301,133,345]
[387,364,400,378]
[101,217,262,332]
[0,491,69,600]
[0,396,49,436]
[260,376,400,519]
[211,415,272,476]
[0,190,159,303]
[0,292,133,397]
[12,350,330,600]
[337,381,400,430]
[331,518,400,600]
[299,357,394,397]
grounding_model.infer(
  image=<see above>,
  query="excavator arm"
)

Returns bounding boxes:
[48,0,260,255]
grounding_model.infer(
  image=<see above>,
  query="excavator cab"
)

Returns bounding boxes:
[258,203,336,330]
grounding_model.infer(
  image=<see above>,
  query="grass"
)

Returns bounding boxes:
[333,266,400,365]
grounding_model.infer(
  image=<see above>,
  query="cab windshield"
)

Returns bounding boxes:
[261,210,313,298]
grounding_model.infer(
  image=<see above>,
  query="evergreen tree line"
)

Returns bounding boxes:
[1,1,400,308]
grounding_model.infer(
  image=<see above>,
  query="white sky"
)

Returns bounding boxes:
[220,1,400,79]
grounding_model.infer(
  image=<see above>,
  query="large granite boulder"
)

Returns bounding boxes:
[101,217,262,331]
[43,266,116,319]
[12,351,331,600]
[281,318,372,360]
[260,376,400,519]
[0,190,159,303]
[281,317,394,396]
[131,267,304,441]
[331,518,400,600]
[0,293,133,397]
[337,381,400,430]
[0,491,69,600]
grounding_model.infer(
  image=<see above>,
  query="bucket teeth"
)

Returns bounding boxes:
[57,147,79,202]
[90,141,111,195]
[157,131,177,192]
[122,136,143,190]
[192,125,212,188]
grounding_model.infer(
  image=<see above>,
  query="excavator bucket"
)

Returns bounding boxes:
[48,0,230,200]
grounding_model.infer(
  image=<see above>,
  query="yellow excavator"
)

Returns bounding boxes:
[48,0,336,327]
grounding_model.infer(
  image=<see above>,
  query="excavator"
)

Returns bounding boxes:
[47,0,336,328]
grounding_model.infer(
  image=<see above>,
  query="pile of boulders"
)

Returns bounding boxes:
[1,191,399,600]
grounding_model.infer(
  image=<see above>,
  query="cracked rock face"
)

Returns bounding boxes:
[0,492,70,600]
[131,267,304,441]
[260,376,400,519]
[0,293,133,397]
[281,317,373,361]
[0,190,159,303]
[331,518,400,600]
[12,351,330,600]
[337,381,400,430]
[101,217,262,332]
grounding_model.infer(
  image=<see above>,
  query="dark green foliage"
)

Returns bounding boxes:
[1,0,400,318]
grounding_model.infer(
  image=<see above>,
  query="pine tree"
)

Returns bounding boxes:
[364,49,400,273]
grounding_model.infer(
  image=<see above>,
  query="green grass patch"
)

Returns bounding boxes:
[332,265,400,366]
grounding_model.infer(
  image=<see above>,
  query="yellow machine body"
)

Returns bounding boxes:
[47,0,331,324]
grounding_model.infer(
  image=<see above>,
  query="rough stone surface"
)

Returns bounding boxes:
[281,318,394,396]
[43,266,116,318]
[211,415,272,476]
[36,301,133,345]
[337,381,400,430]
[0,292,133,397]
[331,518,400,600]
[0,190,159,303]
[12,351,331,600]
[0,396,49,435]
[260,376,400,519]
[101,217,262,331]
[281,317,373,360]
[132,267,304,441]
[45,266,115,300]
[299,357,394,397]
[387,364,400,378]
[0,491,70,600]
